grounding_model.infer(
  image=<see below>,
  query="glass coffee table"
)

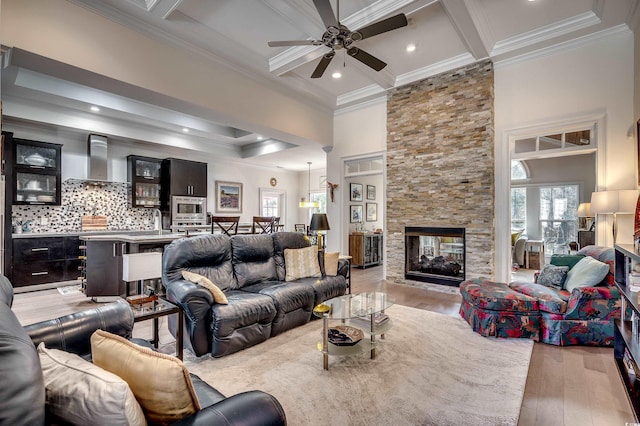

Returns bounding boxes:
[313,292,393,370]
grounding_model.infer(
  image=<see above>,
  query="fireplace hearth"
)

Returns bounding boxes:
[405,227,465,286]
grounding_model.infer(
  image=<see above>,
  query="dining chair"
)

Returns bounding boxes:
[294,224,306,233]
[211,216,240,236]
[252,216,274,234]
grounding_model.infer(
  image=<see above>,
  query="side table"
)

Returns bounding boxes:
[132,297,183,360]
[525,240,545,270]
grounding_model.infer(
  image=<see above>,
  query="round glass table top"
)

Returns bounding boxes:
[313,292,394,320]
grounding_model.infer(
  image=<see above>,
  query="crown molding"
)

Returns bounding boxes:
[494,24,631,69]
[491,9,602,57]
[334,95,387,116]
[336,84,386,107]
[394,52,477,87]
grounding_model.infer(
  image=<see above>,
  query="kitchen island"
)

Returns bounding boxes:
[79,231,199,302]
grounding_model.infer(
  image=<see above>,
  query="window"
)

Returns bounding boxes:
[511,160,528,181]
[259,189,286,223]
[262,195,279,217]
[539,185,579,255]
[308,191,327,220]
[511,188,526,230]
[513,127,594,156]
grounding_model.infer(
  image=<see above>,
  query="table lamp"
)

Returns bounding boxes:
[575,202,594,231]
[122,252,162,305]
[309,213,330,250]
[590,189,639,243]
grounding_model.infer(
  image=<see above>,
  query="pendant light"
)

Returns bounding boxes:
[299,162,320,208]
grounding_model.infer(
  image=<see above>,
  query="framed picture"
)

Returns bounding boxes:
[350,183,363,201]
[350,205,363,223]
[366,203,377,222]
[215,181,243,213]
[367,185,376,200]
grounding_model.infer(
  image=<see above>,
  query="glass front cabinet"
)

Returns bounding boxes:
[127,155,162,208]
[13,139,62,205]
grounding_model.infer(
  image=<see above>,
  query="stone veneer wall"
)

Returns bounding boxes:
[386,60,495,285]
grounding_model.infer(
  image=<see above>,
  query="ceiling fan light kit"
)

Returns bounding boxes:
[268,0,408,79]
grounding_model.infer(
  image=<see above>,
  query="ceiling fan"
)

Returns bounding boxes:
[268,0,408,78]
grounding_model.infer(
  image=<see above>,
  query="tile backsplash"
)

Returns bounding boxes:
[12,179,157,233]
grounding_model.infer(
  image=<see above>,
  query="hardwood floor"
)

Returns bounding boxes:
[12,267,634,425]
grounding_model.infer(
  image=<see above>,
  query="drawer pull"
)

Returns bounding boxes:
[31,272,48,276]
[31,248,49,252]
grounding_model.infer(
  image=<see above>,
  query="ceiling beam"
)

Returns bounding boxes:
[439,0,489,60]
[149,0,184,19]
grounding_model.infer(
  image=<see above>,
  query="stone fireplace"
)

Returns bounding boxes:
[386,60,495,287]
[405,227,465,286]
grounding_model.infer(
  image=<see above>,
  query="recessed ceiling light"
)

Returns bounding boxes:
[90,106,100,112]
[257,135,264,140]
[182,128,189,133]
[406,43,416,52]
[332,71,342,79]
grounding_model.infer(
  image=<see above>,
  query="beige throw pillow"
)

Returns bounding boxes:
[37,343,146,426]
[182,270,228,304]
[284,246,321,281]
[91,330,201,425]
[324,252,340,276]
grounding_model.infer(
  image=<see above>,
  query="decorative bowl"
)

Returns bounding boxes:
[313,303,330,314]
[25,154,47,166]
[328,325,364,346]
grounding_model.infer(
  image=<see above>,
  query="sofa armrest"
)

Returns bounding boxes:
[172,390,286,426]
[337,258,349,278]
[564,286,621,320]
[164,278,215,357]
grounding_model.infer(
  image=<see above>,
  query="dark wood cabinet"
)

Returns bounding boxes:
[161,158,207,202]
[349,233,383,268]
[127,155,162,208]
[11,138,62,206]
[578,230,595,249]
[12,236,83,287]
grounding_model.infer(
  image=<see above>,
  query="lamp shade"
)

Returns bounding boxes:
[122,252,162,282]
[591,190,640,214]
[576,202,592,217]
[309,213,330,231]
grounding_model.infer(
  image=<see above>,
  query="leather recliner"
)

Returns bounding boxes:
[0,276,287,426]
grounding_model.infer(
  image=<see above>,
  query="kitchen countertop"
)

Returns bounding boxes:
[78,231,197,243]
[13,230,168,239]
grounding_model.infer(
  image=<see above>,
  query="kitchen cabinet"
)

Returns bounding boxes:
[349,233,383,268]
[11,138,62,206]
[127,155,162,208]
[12,236,82,287]
[161,158,207,201]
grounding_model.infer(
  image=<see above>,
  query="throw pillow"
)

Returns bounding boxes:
[511,230,524,246]
[91,330,201,425]
[563,256,610,292]
[182,270,228,304]
[536,264,569,289]
[550,254,586,270]
[284,245,321,281]
[324,252,340,276]
[37,343,146,426]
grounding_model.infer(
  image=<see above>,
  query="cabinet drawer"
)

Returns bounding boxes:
[14,238,64,262]
[64,237,83,258]
[64,259,83,281]
[13,261,64,286]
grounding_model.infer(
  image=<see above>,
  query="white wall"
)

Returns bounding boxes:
[495,27,635,282]
[329,99,387,254]
[3,122,302,227]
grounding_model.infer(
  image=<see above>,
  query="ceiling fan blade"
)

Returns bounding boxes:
[268,40,322,47]
[347,47,387,71]
[355,14,408,40]
[311,51,335,78]
[313,0,338,29]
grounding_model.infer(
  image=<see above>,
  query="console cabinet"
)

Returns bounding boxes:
[12,236,82,287]
[349,233,382,269]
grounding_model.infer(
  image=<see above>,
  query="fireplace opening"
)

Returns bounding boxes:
[405,227,465,286]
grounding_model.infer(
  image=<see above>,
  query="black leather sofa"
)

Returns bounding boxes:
[0,276,286,426]
[162,232,348,357]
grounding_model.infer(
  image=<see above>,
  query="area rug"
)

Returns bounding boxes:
[184,305,533,425]
[56,284,82,295]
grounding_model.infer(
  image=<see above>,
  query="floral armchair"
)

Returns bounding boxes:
[509,245,620,346]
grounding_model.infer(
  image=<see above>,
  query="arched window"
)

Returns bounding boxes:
[511,160,528,181]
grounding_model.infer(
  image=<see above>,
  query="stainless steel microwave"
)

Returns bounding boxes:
[171,196,207,225]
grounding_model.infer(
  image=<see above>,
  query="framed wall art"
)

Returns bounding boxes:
[350,205,363,223]
[215,180,243,213]
[366,203,377,222]
[367,185,376,200]
[350,183,363,202]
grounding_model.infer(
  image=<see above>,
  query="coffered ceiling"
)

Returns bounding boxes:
[1,0,638,171]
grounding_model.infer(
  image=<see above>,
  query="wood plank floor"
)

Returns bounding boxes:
[12,267,634,425]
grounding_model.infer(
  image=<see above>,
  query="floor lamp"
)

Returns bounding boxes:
[590,190,639,244]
